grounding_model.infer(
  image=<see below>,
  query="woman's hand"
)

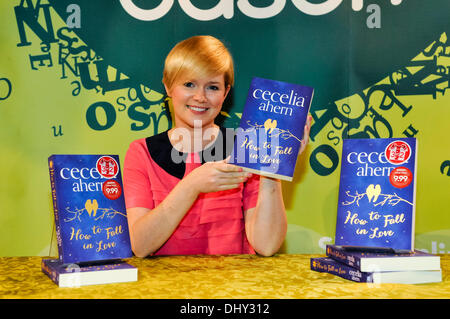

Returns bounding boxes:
[299,115,313,156]
[184,157,252,194]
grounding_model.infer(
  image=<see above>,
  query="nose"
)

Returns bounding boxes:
[193,89,207,103]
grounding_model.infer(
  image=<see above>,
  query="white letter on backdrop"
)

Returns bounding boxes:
[66,4,81,28]
[237,0,286,19]
[119,0,174,21]
[351,0,363,11]
[291,0,343,16]
[179,0,233,20]
[366,4,381,29]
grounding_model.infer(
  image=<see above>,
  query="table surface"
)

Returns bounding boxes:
[1,254,450,299]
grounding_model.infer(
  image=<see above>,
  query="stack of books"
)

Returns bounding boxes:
[311,244,441,284]
[311,138,441,284]
[43,154,137,287]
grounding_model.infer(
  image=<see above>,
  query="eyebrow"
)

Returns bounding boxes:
[183,79,223,86]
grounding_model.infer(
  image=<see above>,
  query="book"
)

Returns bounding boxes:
[230,77,314,181]
[311,257,442,284]
[41,258,137,287]
[48,154,133,264]
[325,244,441,272]
[335,137,418,251]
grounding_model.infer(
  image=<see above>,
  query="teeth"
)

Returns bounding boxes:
[187,105,208,112]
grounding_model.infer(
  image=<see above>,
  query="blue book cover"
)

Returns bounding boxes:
[325,244,440,272]
[230,77,314,181]
[311,257,372,283]
[310,256,441,284]
[335,138,418,251]
[48,154,133,264]
[41,258,137,287]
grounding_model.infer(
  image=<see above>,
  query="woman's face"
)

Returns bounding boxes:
[165,73,230,130]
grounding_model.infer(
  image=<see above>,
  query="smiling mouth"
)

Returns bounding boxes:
[186,105,209,112]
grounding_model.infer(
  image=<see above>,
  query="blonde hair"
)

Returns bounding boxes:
[162,35,234,91]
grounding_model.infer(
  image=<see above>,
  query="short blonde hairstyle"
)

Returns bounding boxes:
[162,35,234,91]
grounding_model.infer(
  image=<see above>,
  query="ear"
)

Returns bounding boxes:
[163,82,171,97]
[224,84,231,99]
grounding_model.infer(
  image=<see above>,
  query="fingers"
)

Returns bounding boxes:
[202,173,247,192]
[196,159,252,192]
[217,171,252,189]
[219,172,252,184]
[215,163,252,183]
[300,115,313,154]
[215,183,242,191]
[214,157,244,173]
[303,120,311,144]
[304,115,312,138]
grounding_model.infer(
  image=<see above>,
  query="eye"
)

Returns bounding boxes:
[183,82,195,88]
[207,85,220,91]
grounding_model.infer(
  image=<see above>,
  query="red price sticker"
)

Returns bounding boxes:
[102,180,122,200]
[385,140,411,165]
[389,167,412,188]
[96,156,119,179]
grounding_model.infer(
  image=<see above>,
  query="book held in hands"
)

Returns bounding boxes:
[43,154,136,287]
[231,77,314,181]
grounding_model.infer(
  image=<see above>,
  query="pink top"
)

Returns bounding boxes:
[123,128,259,255]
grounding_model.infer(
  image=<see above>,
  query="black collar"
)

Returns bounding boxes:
[146,127,235,179]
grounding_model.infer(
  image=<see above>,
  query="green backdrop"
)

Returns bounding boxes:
[1,0,449,256]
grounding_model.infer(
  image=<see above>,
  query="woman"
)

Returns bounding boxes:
[123,35,311,257]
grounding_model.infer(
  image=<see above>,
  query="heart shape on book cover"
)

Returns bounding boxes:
[84,199,99,217]
[366,184,381,203]
[264,118,277,134]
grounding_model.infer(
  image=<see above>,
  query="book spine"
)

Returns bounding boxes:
[311,258,372,283]
[326,245,362,270]
[48,157,63,262]
[410,138,418,251]
[41,259,60,286]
